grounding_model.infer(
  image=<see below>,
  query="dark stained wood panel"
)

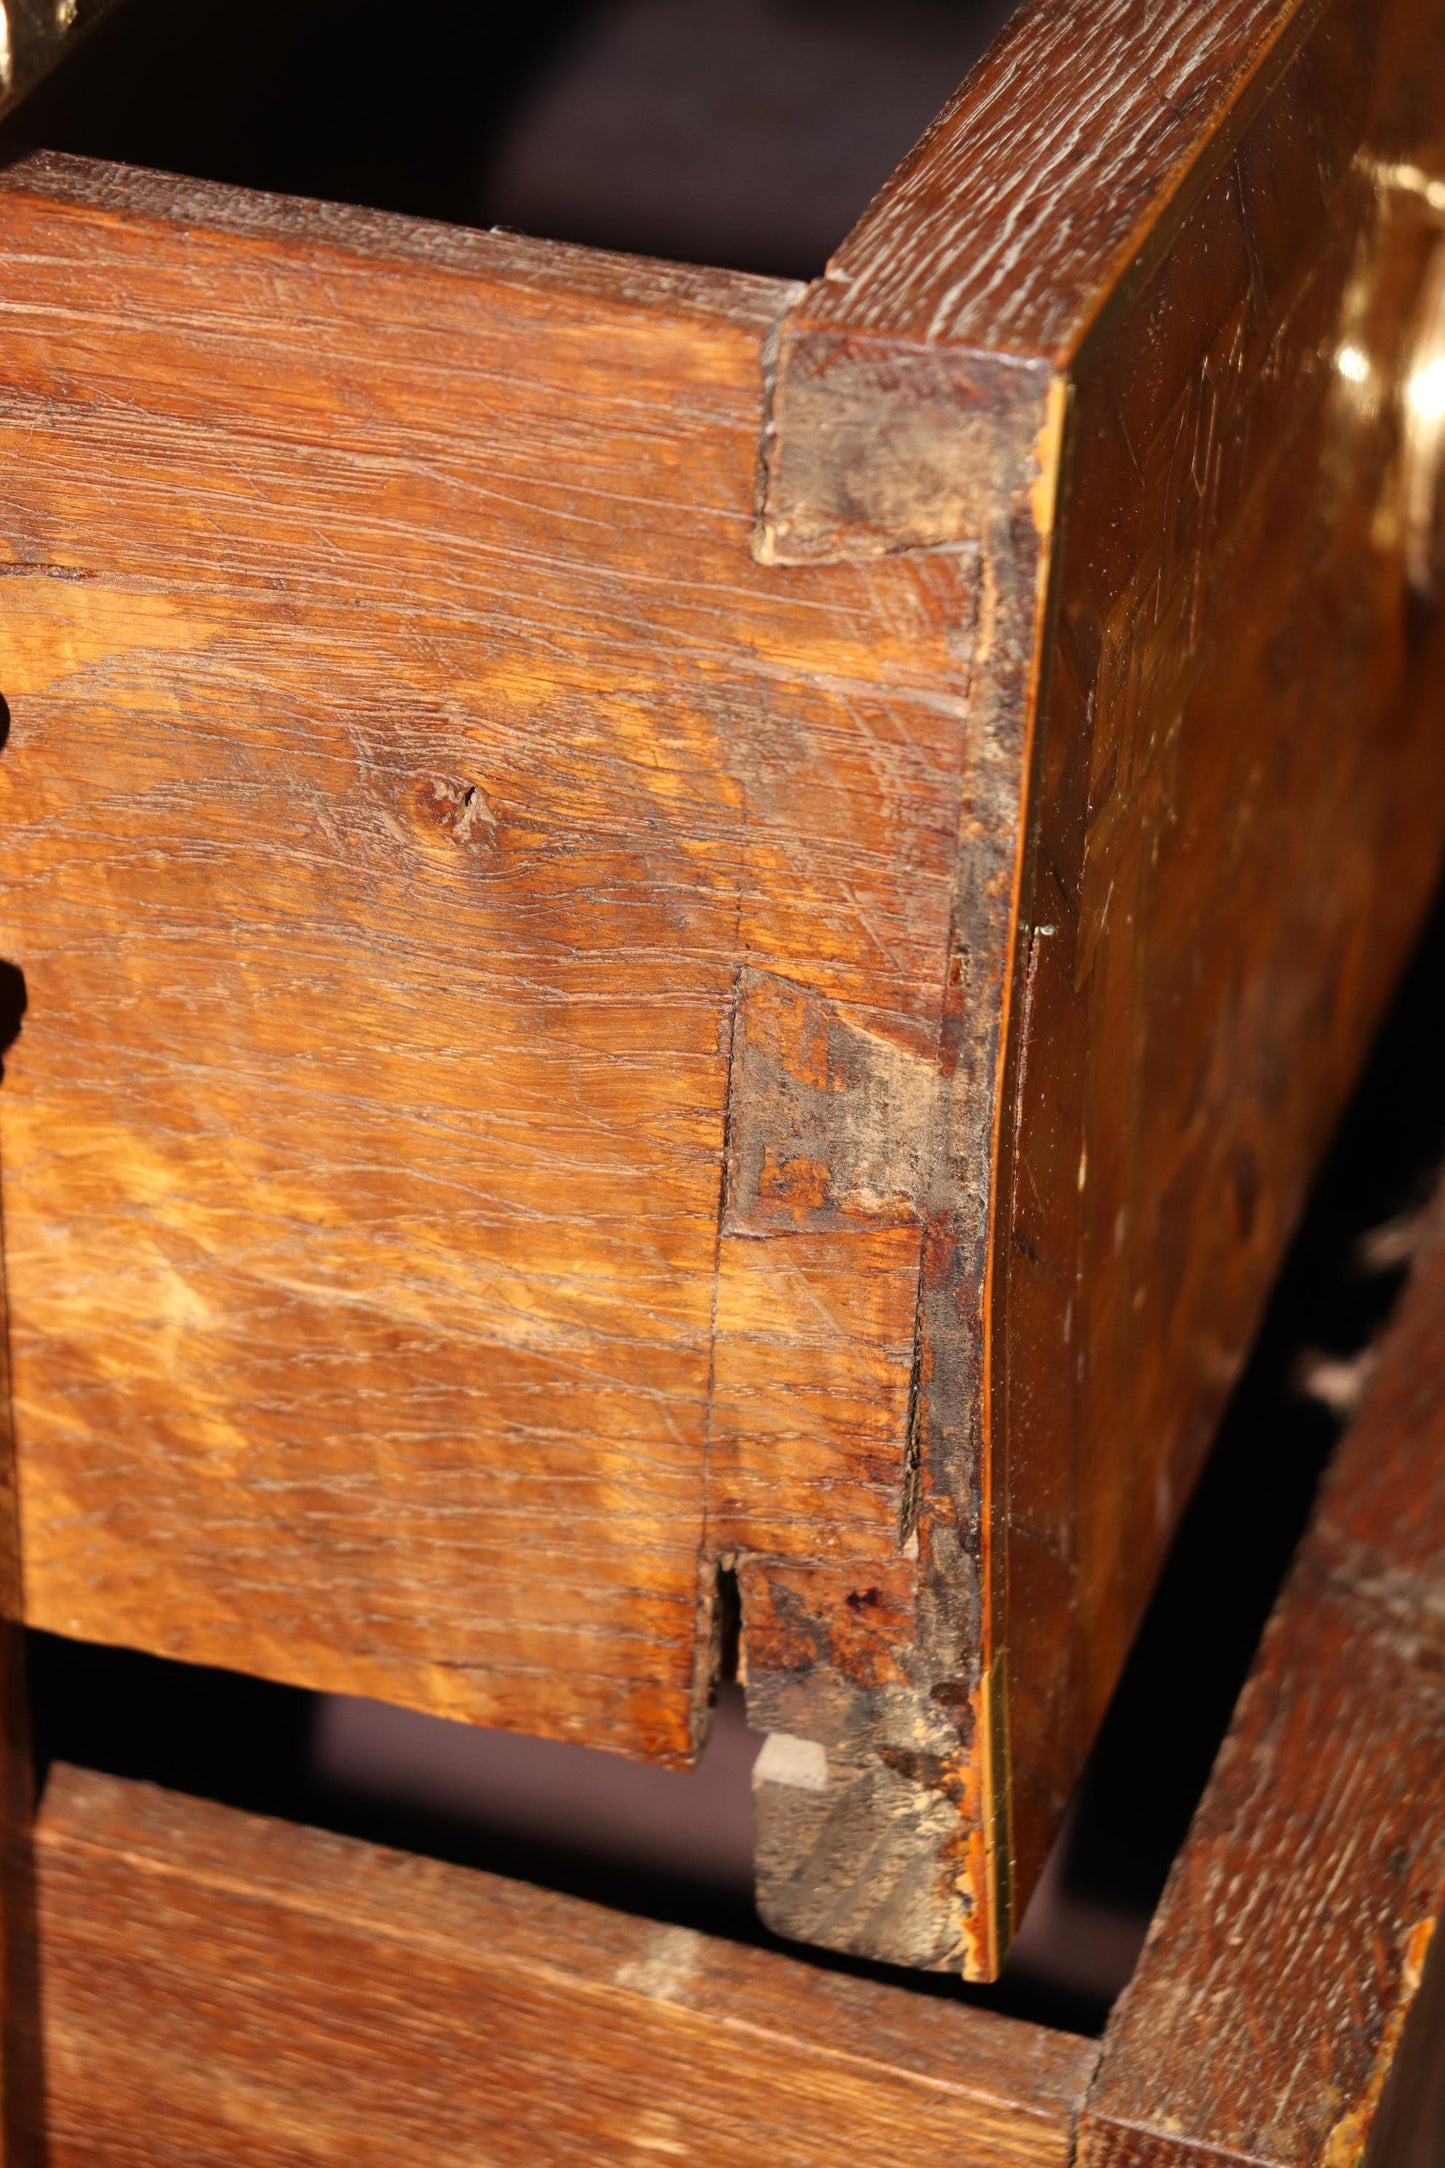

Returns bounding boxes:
[799,0,1323,360]
[1078,1188,1445,2168]
[30,1763,1097,2168]
[994,0,1445,1916]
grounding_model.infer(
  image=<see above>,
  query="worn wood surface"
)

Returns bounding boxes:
[0,1224,40,2168]
[1078,1187,1445,2168]
[4,0,1445,1983]
[755,0,1445,1965]
[29,1762,1095,2168]
[786,0,1330,362]
[0,158,984,1774]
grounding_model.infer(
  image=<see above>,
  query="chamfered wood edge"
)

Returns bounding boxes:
[1077,1190,1445,2168]
[0,149,801,331]
[781,0,1329,368]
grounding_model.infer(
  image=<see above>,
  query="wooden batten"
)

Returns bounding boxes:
[1079,1184,1445,2167]
[28,1763,1096,2168]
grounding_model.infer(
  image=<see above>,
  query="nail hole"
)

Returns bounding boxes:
[416,774,496,850]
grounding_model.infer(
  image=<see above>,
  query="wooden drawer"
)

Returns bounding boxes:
[2,0,1445,1978]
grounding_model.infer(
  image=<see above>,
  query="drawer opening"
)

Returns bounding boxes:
[0,0,1016,277]
[25,873,1445,2041]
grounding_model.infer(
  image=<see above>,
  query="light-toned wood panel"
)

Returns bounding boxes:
[32,1764,1096,2168]
[0,159,972,1762]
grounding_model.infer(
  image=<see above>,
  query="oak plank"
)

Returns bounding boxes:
[31,1763,1095,2168]
[794,0,1320,362]
[754,0,1445,1967]
[995,0,1445,1924]
[0,159,970,1765]
[1078,1189,1445,2168]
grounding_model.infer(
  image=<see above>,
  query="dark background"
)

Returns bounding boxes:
[1,0,1015,278]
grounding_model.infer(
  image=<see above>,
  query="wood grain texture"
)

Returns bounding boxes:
[29,1762,1096,2168]
[792,0,1320,361]
[994,0,1445,1926]
[997,0,1445,1925]
[7,0,1445,1985]
[0,158,975,1772]
[0,1624,39,2168]
[27,1198,1445,2164]
[0,1156,42,2167]
[755,0,1445,1966]
[1078,1186,1445,2168]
